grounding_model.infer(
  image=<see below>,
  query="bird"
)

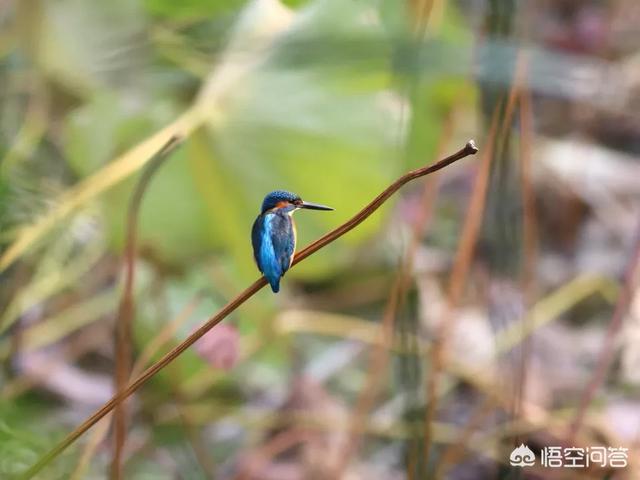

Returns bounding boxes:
[252,190,333,293]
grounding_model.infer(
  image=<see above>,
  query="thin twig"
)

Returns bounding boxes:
[111,135,182,479]
[514,76,538,447]
[17,140,478,480]
[568,215,640,442]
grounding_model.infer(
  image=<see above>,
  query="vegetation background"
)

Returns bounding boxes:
[1,0,640,478]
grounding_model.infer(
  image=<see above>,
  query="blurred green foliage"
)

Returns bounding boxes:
[3,0,473,274]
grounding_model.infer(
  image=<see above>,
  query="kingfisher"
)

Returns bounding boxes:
[252,190,333,293]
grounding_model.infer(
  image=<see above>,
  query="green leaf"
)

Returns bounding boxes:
[144,0,245,20]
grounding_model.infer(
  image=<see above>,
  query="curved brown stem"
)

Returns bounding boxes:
[112,135,181,479]
[18,140,478,480]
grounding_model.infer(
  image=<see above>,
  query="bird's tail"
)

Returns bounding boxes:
[268,277,280,293]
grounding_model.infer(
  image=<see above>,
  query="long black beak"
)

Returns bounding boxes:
[300,200,334,211]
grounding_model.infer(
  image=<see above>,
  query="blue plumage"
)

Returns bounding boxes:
[252,190,333,293]
[252,210,295,292]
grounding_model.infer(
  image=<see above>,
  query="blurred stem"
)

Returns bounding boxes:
[568,215,640,441]
[0,75,48,174]
[69,418,111,480]
[18,140,478,480]
[0,109,202,273]
[111,136,181,480]
[0,231,106,335]
[513,81,538,449]
[423,36,524,468]
[423,109,500,466]
[333,107,457,479]
[480,0,520,278]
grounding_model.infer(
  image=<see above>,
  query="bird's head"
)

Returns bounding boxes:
[260,190,333,214]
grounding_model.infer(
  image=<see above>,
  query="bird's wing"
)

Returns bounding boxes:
[270,213,296,275]
[251,214,264,272]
